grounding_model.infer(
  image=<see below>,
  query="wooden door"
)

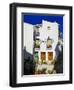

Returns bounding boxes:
[41,52,46,61]
[48,52,53,60]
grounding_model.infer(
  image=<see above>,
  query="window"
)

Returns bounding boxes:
[34,39,40,48]
[34,52,39,63]
[47,37,53,48]
[47,26,51,30]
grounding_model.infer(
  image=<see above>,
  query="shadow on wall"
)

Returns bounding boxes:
[23,47,35,75]
[54,43,63,73]
[23,44,63,75]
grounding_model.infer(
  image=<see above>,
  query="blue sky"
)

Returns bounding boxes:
[23,14,63,34]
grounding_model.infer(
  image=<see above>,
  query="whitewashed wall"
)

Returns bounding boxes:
[24,23,34,55]
[40,20,59,61]
[24,20,59,61]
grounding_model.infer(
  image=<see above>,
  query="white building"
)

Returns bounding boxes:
[23,23,34,60]
[24,20,59,64]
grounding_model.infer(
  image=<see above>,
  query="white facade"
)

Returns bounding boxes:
[24,23,33,55]
[39,20,59,62]
[24,20,59,63]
